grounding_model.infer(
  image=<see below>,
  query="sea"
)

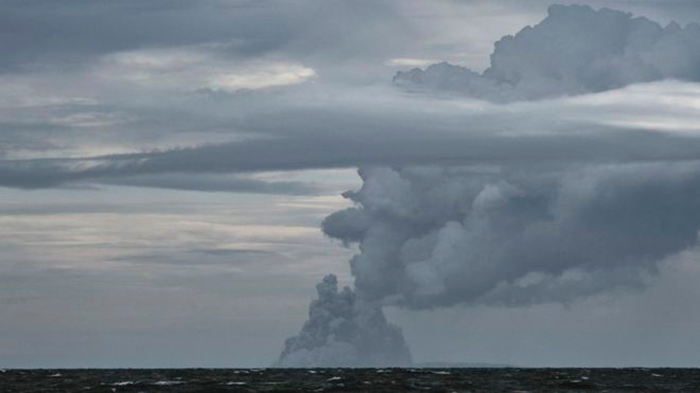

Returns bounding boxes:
[1,367,699,392]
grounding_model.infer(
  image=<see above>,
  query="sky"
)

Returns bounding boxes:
[2,0,700,368]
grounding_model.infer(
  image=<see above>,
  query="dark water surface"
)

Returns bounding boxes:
[1,368,699,392]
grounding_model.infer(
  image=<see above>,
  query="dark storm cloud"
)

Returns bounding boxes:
[3,109,700,189]
[0,0,293,70]
[2,3,699,191]
[0,122,65,157]
[0,0,409,73]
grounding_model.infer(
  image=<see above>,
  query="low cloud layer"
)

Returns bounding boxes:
[4,80,700,191]
[394,4,700,101]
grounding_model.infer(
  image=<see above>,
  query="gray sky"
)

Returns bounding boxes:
[2,0,700,367]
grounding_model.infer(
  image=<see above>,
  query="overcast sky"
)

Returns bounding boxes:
[2,0,700,368]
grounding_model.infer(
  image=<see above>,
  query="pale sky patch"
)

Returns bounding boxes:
[98,48,316,92]
[386,58,439,67]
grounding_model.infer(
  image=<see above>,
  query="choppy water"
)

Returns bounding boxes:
[1,368,699,392]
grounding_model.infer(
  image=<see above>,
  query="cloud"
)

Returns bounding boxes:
[3,80,700,190]
[0,0,410,79]
[0,0,299,71]
[110,248,285,267]
[394,4,700,101]
[3,2,700,188]
[321,162,700,309]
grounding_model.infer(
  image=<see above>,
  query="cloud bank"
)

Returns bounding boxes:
[394,4,700,101]
[5,80,700,191]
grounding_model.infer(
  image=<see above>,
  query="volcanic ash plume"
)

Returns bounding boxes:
[278,4,700,366]
[276,274,411,367]
[278,162,700,366]
[322,165,700,309]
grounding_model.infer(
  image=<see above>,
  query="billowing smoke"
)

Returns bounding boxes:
[280,162,700,365]
[278,4,700,366]
[322,164,700,309]
[276,274,411,367]
[394,4,700,102]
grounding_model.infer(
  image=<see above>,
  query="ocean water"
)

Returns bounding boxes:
[1,367,699,392]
